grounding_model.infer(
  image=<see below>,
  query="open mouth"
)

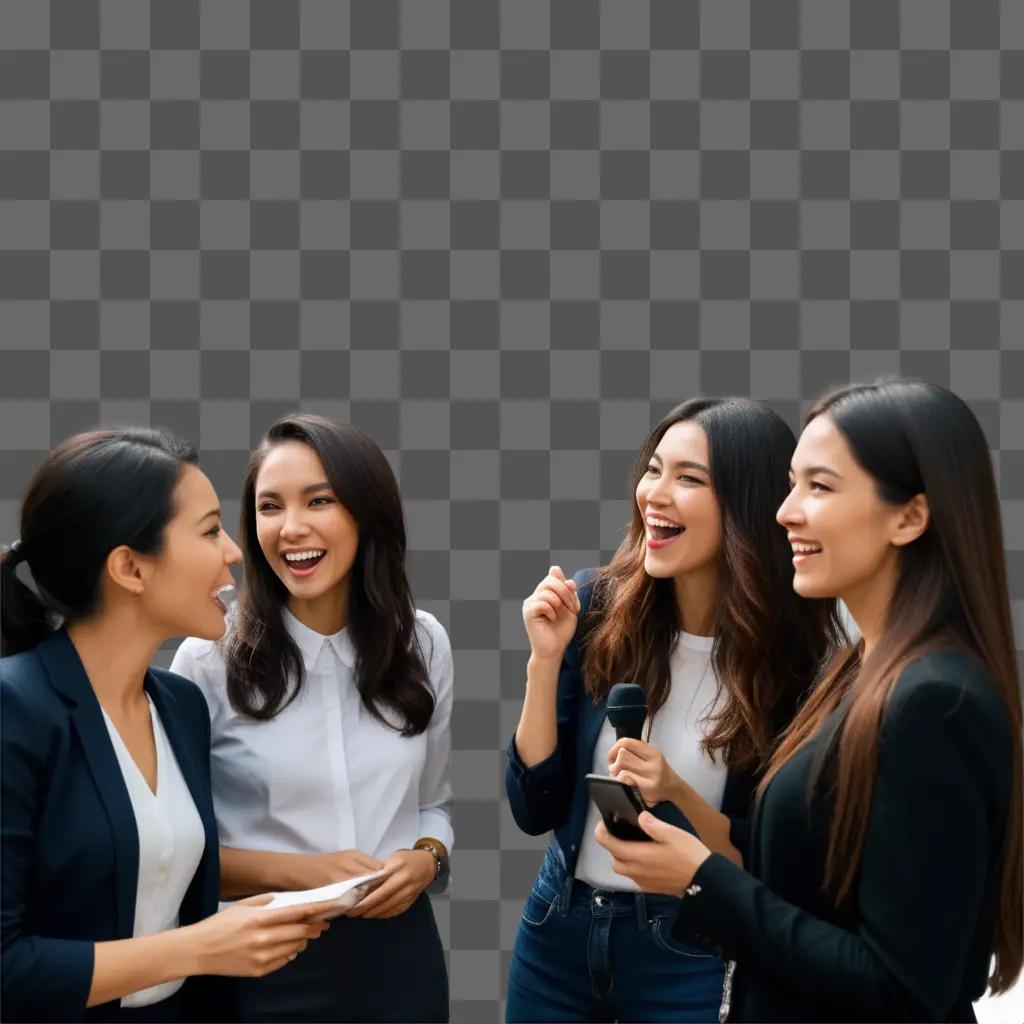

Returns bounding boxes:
[791,543,823,565]
[645,516,685,550]
[283,549,326,578]
[212,583,233,615]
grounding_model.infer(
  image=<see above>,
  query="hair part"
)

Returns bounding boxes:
[1,428,197,657]
[224,414,434,736]
[758,378,1023,994]
[583,397,845,771]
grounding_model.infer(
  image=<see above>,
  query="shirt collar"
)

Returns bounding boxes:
[282,606,356,671]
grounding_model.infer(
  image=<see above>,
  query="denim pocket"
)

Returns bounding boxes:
[521,877,559,927]
[651,916,717,958]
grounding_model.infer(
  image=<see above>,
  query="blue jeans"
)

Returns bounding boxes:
[506,847,724,1023]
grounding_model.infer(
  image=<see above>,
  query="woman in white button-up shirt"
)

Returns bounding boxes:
[171,414,453,1023]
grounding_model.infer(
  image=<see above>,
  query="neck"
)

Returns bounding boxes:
[287,581,350,637]
[841,557,900,662]
[67,609,163,714]
[673,564,718,638]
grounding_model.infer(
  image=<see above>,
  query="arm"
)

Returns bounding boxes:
[667,775,742,866]
[503,630,585,839]
[417,621,454,855]
[674,680,1006,1020]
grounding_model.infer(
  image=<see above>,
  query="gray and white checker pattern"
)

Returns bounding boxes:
[1,2,1022,1020]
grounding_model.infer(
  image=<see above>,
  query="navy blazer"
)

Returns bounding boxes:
[1,630,222,1022]
[505,570,758,880]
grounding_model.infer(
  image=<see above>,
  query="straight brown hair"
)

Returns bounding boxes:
[759,380,1022,994]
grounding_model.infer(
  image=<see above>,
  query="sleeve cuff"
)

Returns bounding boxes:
[417,809,454,855]
[671,852,751,956]
[505,734,562,797]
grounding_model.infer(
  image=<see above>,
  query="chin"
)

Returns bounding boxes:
[792,574,829,599]
[642,555,675,579]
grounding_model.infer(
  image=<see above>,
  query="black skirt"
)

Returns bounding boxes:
[231,892,448,1023]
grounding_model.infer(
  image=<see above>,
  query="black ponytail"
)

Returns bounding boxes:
[0,544,55,657]
[0,428,197,658]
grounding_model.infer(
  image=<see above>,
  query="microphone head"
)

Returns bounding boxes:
[606,683,648,741]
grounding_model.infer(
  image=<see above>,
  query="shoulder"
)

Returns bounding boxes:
[414,609,452,669]
[882,649,1010,751]
[1,650,63,754]
[169,635,226,684]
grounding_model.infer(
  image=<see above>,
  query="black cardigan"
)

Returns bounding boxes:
[673,650,1013,1022]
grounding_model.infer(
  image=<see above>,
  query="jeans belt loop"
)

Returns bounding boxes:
[561,873,574,913]
[635,890,648,928]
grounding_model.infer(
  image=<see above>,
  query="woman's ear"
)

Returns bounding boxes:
[891,493,930,547]
[104,545,149,596]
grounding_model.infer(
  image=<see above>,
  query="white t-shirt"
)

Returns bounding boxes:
[575,630,728,891]
[169,607,454,859]
[100,696,205,1008]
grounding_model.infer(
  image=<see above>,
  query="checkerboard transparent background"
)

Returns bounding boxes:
[1,2,1022,1020]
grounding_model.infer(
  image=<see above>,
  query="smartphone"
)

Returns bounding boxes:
[586,774,652,842]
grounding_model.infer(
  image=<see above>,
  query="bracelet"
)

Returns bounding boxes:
[413,837,448,882]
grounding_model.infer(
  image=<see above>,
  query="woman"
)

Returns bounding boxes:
[170,414,452,1023]
[505,398,843,1023]
[1,429,333,1024]
[597,380,1023,1022]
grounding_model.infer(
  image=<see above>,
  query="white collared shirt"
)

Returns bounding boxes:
[169,608,453,859]
[575,630,728,892]
[100,696,205,1008]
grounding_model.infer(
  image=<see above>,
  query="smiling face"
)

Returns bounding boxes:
[777,413,924,605]
[253,440,360,609]
[635,420,723,581]
[137,464,242,640]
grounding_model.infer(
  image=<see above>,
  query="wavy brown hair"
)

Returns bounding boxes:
[223,414,434,736]
[759,380,1022,994]
[582,397,844,771]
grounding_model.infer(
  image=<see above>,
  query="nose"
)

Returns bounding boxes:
[776,487,804,528]
[279,504,310,540]
[222,532,243,566]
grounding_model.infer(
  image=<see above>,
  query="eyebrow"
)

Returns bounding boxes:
[197,508,221,524]
[255,481,333,500]
[651,454,710,475]
[790,465,843,479]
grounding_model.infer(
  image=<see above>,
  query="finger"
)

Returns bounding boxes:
[542,577,577,613]
[260,939,308,967]
[237,893,274,907]
[616,771,637,789]
[346,875,405,915]
[261,922,324,944]
[637,810,674,842]
[349,852,386,872]
[614,737,651,759]
[259,899,340,925]
[527,596,559,623]
[358,890,415,920]
[548,565,566,582]
[536,583,575,615]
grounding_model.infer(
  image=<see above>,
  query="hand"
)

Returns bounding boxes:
[607,737,683,808]
[299,848,386,890]
[345,850,436,921]
[188,894,335,977]
[522,566,580,662]
[594,812,712,896]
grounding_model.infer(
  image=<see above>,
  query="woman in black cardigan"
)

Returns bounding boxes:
[598,380,1022,1022]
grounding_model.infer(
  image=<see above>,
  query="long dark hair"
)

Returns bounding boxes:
[1,428,197,657]
[759,379,1022,994]
[583,397,844,771]
[224,414,434,735]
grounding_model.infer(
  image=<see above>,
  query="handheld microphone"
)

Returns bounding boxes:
[606,683,647,741]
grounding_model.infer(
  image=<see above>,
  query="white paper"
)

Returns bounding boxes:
[264,870,388,911]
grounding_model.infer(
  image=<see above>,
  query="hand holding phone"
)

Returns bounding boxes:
[586,774,652,842]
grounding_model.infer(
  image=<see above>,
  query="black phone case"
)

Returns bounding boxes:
[586,774,653,842]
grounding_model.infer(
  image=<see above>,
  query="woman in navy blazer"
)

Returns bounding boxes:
[505,399,844,1023]
[1,428,332,1023]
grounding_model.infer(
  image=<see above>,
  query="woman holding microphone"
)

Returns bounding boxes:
[171,414,452,1022]
[505,397,843,1023]
[598,380,1022,1021]
[1,429,331,1023]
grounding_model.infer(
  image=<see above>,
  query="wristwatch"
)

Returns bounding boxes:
[413,836,450,892]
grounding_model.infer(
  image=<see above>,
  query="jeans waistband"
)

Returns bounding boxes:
[564,876,683,929]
